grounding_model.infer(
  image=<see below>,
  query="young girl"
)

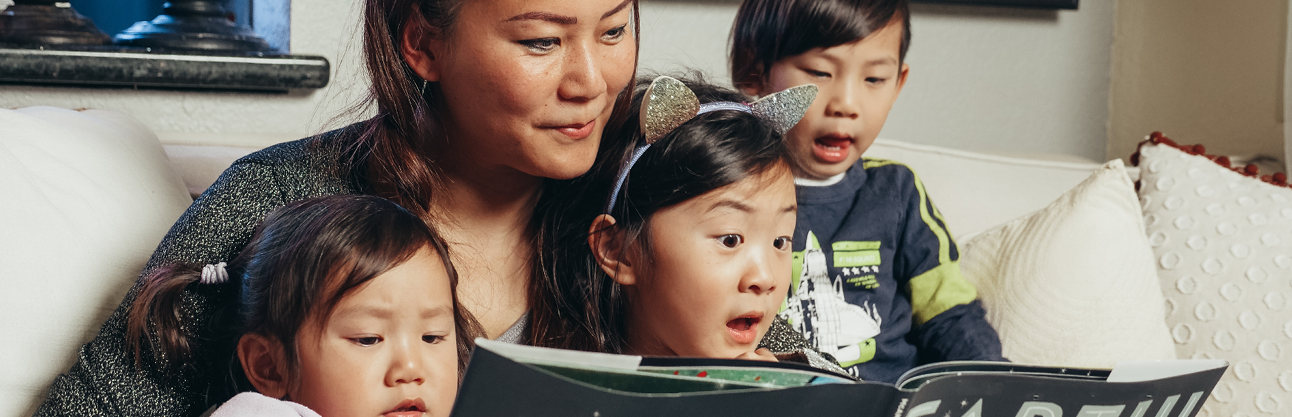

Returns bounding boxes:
[533,75,842,372]
[126,195,480,417]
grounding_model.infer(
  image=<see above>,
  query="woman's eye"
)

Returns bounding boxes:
[351,336,382,347]
[519,38,560,53]
[719,234,744,248]
[423,335,446,344]
[773,236,792,250]
[602,25,627,42]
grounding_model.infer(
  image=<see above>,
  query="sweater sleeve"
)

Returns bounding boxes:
[892,166,1005,363]
[36,160,290,417]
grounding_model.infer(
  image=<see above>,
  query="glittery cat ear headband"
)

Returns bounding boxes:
[603,76,818,213]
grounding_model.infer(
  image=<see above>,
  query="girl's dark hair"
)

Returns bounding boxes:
[730,0,911,92]
[127,195,482,385]
[529,74,792,352]
[348,0,642,220]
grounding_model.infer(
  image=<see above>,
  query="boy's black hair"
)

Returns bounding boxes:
[529,74,792,353]
[730,0,911,92]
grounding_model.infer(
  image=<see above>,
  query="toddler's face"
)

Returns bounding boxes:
[622,166,796,358]
[292,248,459,417]
[756,19,908,180]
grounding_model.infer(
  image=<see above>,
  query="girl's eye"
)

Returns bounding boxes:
[351,336,382,347]
[602,25,627,42]
[423,335,446,344]
[519,38,560,53]
[866,77,888,85]
[773,236,792,250]
[719,234,744,248]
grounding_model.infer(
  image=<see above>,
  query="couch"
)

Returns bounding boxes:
[2,107,1287,417]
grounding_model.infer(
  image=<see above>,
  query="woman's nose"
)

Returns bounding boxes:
[557,42,607,103]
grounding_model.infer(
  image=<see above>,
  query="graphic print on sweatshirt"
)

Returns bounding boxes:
[779,231,883,373]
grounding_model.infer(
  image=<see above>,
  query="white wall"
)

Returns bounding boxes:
[638,0,1115,162]
[1110,0,1287,170]
[0,0,371,148]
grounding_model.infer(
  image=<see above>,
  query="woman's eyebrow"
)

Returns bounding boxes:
[506,12,577,25]
[602,0,632,19]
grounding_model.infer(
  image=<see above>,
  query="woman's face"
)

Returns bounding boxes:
[411,0,637,181]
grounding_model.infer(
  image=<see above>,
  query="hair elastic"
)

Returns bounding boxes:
[201,262,229,285]
[603,76,818,213]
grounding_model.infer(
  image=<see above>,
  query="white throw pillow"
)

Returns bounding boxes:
[1136,140,1292,417]
[0,107,192,416]
[960,159,1177,368]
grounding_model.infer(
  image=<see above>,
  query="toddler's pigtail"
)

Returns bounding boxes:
[125,262,219,373]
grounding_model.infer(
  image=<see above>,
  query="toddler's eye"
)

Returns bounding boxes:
[423,335,446,344]
[719,234,744,248]
[350,336,382,347]
[773,236,792,250]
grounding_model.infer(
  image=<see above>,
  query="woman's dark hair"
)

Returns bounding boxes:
[730,0,911,92]
[348,0,643,220]
[127,195,483,385]
[529,74,792,352]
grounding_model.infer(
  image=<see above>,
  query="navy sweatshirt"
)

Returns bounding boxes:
[779,158,1005,383]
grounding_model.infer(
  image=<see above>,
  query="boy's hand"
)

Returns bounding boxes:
[736,348,779,362]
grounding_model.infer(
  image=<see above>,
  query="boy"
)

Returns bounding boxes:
[730,0,1005,382]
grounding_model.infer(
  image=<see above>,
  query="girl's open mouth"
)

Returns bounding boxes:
[726,314,763,345]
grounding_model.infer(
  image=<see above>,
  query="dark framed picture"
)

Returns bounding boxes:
[912,0,1079,9]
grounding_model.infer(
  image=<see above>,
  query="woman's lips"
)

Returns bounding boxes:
[727,313,763,345]
[553,120,596,140]
[813,133,854,164]
[384,398,427,417]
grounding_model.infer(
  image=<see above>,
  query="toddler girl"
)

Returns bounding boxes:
[126,195,479,417]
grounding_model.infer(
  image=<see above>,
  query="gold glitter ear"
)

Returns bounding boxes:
[640,76,700,143]
[750,84,819,135]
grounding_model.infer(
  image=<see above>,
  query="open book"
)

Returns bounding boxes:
[450,339,1227,417]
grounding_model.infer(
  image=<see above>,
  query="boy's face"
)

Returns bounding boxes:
[621,166,796,359]
[752,20,909,180]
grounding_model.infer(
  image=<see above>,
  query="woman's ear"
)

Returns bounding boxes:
[588,214,639,286]
[400,6,445,83]
[237,333,289,399]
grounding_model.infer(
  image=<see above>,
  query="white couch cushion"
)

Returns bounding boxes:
[959,159,1176,369]
[866,138,1110,238]
[1137,140,1292,417]
[0,107,192,416]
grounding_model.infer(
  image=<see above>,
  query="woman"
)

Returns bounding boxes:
[36,0,638,415]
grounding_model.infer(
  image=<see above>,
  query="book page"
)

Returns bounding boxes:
[1106,359,1229,383]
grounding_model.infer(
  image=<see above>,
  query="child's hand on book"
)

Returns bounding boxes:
[735,348,778,362]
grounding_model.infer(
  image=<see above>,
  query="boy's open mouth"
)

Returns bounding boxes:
[813,133,854,164]
[726,313,763,345]
[384,398,427,417]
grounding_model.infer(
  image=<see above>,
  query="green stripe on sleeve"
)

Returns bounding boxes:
[906,261,977,326]
[908,169,952,265]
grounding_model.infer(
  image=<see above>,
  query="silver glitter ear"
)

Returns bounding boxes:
[749,84,818,135]
[640,76,700,143]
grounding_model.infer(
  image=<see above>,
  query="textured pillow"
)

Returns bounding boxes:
[0,107,191,416]
[960,159,1177,368]
[1135,136,1292,417]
